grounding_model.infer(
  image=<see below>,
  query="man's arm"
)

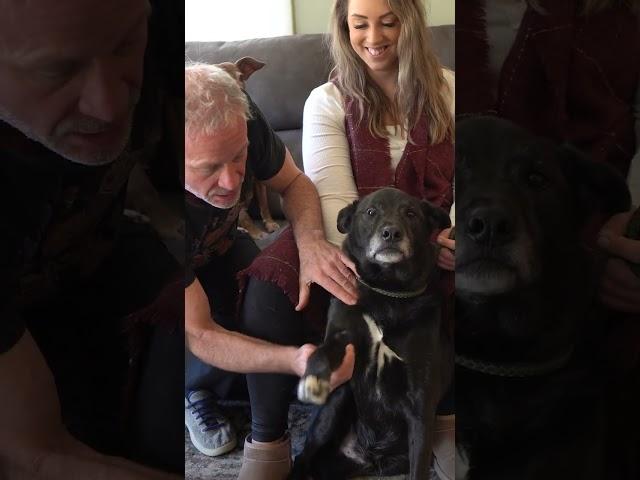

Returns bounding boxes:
[185,277,355,384]
[264,148,358,310]
[185,277,299,374]
[0,331,179,480]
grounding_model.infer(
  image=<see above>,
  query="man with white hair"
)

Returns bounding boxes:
[184,64,356,478]
[0,0,183,478]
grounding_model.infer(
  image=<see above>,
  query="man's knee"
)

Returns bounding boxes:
[240,277,303,345]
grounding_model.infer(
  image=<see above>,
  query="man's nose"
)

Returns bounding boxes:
[217,164,243,191]
[78,58,131,123]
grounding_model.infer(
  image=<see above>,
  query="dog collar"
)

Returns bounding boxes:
[356,276,428,299]
[455,348,573,377]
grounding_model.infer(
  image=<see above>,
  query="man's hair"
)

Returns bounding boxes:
[184,63,252,140]
[329,0,453,143]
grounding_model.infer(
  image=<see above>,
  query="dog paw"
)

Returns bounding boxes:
[264,220,280,233]
[297,375,330,405]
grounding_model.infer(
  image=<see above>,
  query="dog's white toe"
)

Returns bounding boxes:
[297,375,330,405]
[264,221,280,233]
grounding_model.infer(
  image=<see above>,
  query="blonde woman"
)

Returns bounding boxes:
[303,0,455,262]
[301,0,455,478]
[238,0,455,478]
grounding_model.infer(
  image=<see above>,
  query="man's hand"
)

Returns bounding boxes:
[293,343,355,392]
[436,227,455,272]
[296,236,358,311]
[597,212,640,313]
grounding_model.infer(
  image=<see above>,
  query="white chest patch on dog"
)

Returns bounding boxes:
[363,315,403,381]
[339,429,366,464]
[455,445,470,480]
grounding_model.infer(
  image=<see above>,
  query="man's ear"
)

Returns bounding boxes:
[235,56,265,82]
[337,200,359,234]
[558,144,631,223]
[421,201,451,230]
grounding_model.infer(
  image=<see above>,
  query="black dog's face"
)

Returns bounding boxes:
[337,188,451,285]
[455,117,630,297]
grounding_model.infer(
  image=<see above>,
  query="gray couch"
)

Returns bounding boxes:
[185,27,454,217]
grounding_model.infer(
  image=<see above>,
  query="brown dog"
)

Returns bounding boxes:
[218,57,280,240]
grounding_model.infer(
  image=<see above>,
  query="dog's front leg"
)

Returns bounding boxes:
[297,329,351,405]
[406,396,436,480]
[255,182,279,232]
[238,207,267,239]
[290,385,355,480]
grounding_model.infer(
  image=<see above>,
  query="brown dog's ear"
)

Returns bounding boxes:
[421,201,451,230]
[337,200,359,234]
[235,57,266,82]
[559,144,631,223]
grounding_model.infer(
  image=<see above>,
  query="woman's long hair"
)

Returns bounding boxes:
[329,0,453,143]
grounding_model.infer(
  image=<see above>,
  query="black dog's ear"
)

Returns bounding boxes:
[337,200,359,233]
[559,145,631,222]
[421,201,452,230]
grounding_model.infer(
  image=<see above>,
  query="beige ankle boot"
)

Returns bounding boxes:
[237,433,292,480]
[433,414,455,480]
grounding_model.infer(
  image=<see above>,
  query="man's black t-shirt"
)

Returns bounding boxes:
[184,95,285,286]
[0,123,134,354]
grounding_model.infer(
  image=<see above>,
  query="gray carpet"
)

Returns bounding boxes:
[185,400,438,480]
[185,401,312,480]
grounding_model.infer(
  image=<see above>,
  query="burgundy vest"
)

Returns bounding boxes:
[457,0,640,175]
[239,83,454,316]
[342,92,453,210]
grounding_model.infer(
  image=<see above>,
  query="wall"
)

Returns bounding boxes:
[293,0,454,34]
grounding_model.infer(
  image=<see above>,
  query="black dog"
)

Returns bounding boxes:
[455,116,632,480]
[291,187,452,480]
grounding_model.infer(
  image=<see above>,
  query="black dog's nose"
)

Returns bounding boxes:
[466,206,515,246]
[381,225,402,242]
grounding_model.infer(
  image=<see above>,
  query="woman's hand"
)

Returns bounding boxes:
[296,237,358,311]
[436,227,455,271]
[597,211,640,313]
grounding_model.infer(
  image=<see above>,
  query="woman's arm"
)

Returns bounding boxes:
[627,80,640,207]
[596,79,640,313]
[302,83,359,247]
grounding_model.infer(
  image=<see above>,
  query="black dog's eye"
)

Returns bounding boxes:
[527,172,548,189]
[406,209,416,218]
[366,207,377,216]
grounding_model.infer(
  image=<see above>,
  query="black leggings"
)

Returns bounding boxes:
[239,278,311,442]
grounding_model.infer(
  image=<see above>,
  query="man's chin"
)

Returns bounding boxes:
[53,144,124,166]
[208,192,241,209]
[55,124,131,166]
